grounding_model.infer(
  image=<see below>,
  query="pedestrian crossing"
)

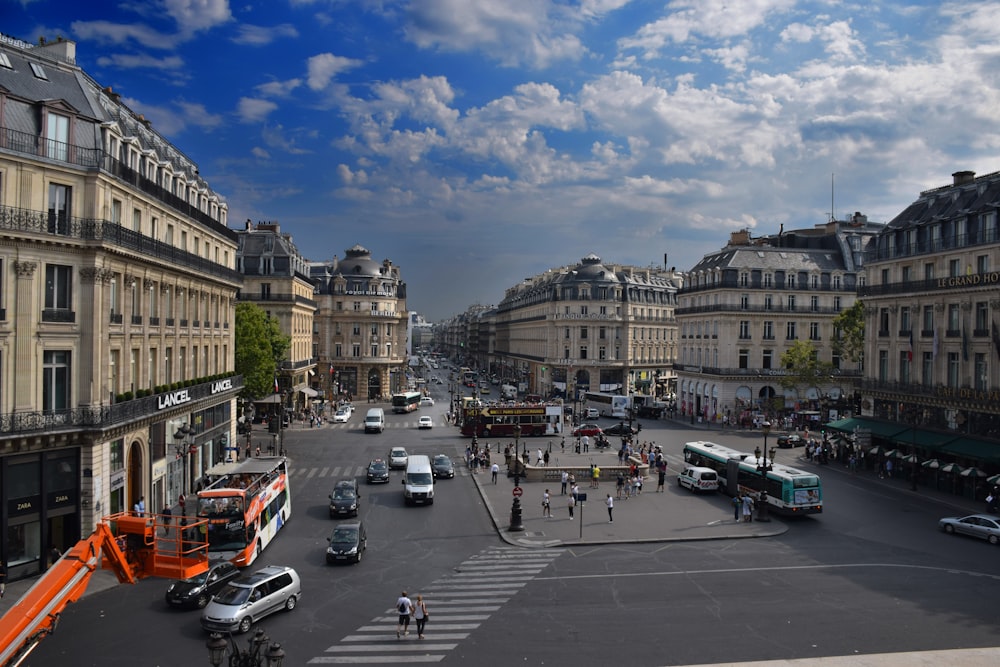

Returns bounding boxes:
[306,546,562,663]
[314,420,445,431]
[288,464,478,480]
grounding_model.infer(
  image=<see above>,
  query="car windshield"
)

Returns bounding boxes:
[433,456,450,465]
[407,472,434,485]
[370,463,386,472]
[181,570,211,585]
[213,584,251,605]
[392,450,406,457]
[334,488,356,499]
[330,527,358,543]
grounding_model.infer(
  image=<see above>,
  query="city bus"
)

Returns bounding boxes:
[459,397,564,437]
[584,391,631,419]
[392,391,422,413]
[681,441,823,515]
[196,456,291,567]
[460,367,477,388]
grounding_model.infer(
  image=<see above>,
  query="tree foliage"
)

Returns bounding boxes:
[235,302,291,399]
[832,300,866,363]
[778,340,835,393]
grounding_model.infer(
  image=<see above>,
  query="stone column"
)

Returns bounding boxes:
[13,260,38,412]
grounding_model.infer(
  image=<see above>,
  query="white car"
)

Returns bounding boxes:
[418,416,434,429]
[389,447,409,469]
[420,396,434,406]
[332,409,350,423]
[340,403,355,415]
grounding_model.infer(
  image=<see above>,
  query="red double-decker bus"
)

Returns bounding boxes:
[459,398,563,437]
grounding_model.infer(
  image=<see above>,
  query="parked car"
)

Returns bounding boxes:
[165,560,240,609]
[572,423,603,437]
[431,454,455,479]
[366,458,390,484]
[418,415,434,429]
[326,521,367,564]
[939,514,1000,544]
[584,408,601,420]
[333,409,351,423]
[201,565,301,634]
[777,434,804,448]
[389,447,409,469]
[603,422,638,437]
[329,479,360,518]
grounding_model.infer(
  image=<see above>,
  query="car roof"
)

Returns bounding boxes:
[334,479,357,488]
[369,458,386,465]
[391,447,407,453]
[232,565,297,587]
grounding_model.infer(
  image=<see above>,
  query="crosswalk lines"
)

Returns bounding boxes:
[306,545,562,664]
[289,465,478,480]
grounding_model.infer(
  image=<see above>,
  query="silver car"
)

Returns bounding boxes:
[939,514,1000,544]
[201,565,301,634]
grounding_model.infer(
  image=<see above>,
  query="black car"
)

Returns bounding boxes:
[165,560,240,609]
[326,521,367,564]
[366,459,390,484]
[431,454,455,479]
[329,479,361,518]
[777,434,804,448]
[603,422,639,437]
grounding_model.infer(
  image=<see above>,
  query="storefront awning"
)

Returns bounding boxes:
[253,394,283,404]
[299,386,319,397]
[940,437,1000,464]
[888,428,957,451]
[824,417,907,439]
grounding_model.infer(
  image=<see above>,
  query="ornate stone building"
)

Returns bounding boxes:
[0,36,240,580]
[310,245,409,401]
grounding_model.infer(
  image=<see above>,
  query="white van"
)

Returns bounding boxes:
[678,466,719,493]
[364,408,385,433]
[402,454,434,505]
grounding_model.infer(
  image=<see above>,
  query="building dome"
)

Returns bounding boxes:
[569,253,614,282]
[334,244,382,277]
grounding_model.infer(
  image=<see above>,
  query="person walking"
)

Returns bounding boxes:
[606,493,614,523]
[741,493,754,523]
[656,467,666,492]
[732,494,741,521]
[161,503,172,535]
[568,494,575,520]
[571,482,580,506]
[542,489,552,517]
[413,594,429,639]
[396,591,413,638]
[536,449,544,466]
[616,471,625,499]
[491,462,499,484]
[134,496,145,516]
[560,470,568,495]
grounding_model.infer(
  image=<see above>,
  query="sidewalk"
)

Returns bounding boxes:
[471,449,787,547]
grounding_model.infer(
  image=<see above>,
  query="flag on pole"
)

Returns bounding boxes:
[274,376,279,393]
[907,329,914,362]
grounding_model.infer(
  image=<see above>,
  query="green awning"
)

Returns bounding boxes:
[825,417,907,439]
[940,437,1000,465]
[889,429,958,451]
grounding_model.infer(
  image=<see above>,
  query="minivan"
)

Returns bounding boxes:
[200,565,301,634]
[678,466,719,493]
[402,454,434,506]
[364,407,385,433]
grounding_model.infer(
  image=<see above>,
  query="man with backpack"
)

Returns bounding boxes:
[396,591,413,638]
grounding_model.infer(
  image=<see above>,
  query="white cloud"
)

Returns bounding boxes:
[237,97,279,123]
[71,20,180,49]
[231,23,299,45]
[255,79,303,97]
[95,53,185,70]
[164,0,233,35]
[307,53,364,91]
[251,146,270,159]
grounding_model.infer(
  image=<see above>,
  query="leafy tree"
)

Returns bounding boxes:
[779,340,835,395]
[832,300,865,363]
[235,302,290,399]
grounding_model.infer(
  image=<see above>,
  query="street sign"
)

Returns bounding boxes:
[576,492,588,502]
[512,487,523,497]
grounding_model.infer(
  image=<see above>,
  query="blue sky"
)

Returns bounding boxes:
[8,1,1000,321]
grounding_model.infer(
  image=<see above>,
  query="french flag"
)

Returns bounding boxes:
[274,377,279,393]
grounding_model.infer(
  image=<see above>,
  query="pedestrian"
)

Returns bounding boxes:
[568,494,575,520]
[396,591,413,638]
[657,467,666,492]
[571,482,580,506]
[245,439,251,461]
[616,472,625,499]
[256,445,261,457]
[561,436,565,453]
[592,465,601,488]
[134,496,145,516]
[732,494,741,521]
[491,462,499,484]
[606,493,614,522]
[413,594,429,639]
[741,493,754,522]
[161,503,172,535]
[48,545,61,567]
[536,449,544,466]
[560,470,568,495]
[543,450,550,467]
[542,489,552,517]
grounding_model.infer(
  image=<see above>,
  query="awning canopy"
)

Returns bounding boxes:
[889,428,958,450]
[299,386,319,397]
[940,437,1000,465]
[253,394,283,404]
[825,417,907,439]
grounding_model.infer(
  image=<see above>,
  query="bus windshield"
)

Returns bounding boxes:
[792,476,820,488]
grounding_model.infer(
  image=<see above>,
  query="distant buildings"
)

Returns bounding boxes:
[0,35,239,579]
[676,217,881,427]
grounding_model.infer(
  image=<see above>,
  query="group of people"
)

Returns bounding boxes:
[465,443,492,473]
[732,492,756,522]
[395,591,429,639]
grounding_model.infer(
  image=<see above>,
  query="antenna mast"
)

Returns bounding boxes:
[830,173,835,222]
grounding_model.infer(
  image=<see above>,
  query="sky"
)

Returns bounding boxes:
[7,1,1000,321]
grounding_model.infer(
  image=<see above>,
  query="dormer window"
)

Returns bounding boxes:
[30,62,48,80]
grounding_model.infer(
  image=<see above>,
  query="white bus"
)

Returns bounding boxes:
[682,441,823,515]
[584,392,631,419]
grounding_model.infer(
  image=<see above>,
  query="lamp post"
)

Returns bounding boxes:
[509,423,525,531]
[206,629,285,667]
[174,423,194,496]
[755,421,773,522]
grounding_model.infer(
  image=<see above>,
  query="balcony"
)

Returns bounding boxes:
[0,374,243,437]
[676,364,862,379]
[165,318,175,326]
[149,317,160,326]
[110,313,123,324]
[131,315,143,325]
[235,292,318,308]
[42,309,75,323]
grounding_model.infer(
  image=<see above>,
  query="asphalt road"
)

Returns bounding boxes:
[18,385,1000,666]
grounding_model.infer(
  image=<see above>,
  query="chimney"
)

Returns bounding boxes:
[953,171,976,186]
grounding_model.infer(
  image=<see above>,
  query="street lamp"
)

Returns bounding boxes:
[174,423,195,495]
[513,424,523,469]
[206,629,285,667]
[754,422,774,522]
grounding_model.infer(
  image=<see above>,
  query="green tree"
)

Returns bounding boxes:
[235,302,290,399]
[831,300,865,363]
[779,340,835,396]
